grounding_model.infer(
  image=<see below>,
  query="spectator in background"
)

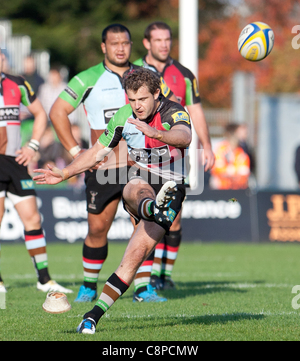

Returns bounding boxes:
[22,55,44,95]
[210,123,250,190]
[70,124,89,150]
[1,50,10,73]
[38,66,67,119]
[38,66,78,123]
[294,145,300,187]
[235,123,255,173]
[20,55,45,142]
[37,124,86,187]
[37,125,71,170]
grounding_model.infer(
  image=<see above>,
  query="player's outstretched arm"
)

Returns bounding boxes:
[33,140,112,185]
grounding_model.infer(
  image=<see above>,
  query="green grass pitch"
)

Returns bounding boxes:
[1,241,300,341]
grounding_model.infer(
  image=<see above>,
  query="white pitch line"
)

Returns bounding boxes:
[201,283,294,289]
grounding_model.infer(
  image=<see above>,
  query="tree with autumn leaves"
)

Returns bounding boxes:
[2,0,299,108]
[198,0,300,108]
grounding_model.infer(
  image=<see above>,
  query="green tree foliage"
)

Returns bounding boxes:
[1,0,227,78]
[2,0,179,76]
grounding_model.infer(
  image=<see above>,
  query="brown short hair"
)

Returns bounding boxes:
[144,21,172,41]
[123,68,161,95]
[225,123,239,135]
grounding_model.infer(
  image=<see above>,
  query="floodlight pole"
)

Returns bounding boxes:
[179,0,199,190]
[179,0,198,80]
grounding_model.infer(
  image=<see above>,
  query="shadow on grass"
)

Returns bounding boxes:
[119,280,264,301]
[176,312,265,326]
[118,311,265,327]
[60,312,265,336]
[155,280,266,300]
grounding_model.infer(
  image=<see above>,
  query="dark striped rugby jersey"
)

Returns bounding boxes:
[134,57,201,107]
[0,73,36,157]
[99,97,191,181]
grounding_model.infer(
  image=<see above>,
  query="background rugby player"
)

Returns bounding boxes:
[0,49,72,294]
[134,21,215,290]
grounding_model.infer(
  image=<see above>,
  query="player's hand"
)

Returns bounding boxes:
[15,146,35,166]
[203,148,215,172]
[127,118,158,139]
[33,164,66,185]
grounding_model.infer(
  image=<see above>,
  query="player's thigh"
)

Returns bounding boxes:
[14,195,41,230]
[87,197,120,235]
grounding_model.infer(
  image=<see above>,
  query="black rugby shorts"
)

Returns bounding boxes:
[84,166,129,214]
[0,155,36,197]
[122,167,186,230]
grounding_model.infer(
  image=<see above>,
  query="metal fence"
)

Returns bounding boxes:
[203,108,233,138]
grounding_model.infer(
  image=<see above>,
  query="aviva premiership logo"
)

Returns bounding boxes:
[193,78,200,97]
[160,77,170,98]
[20,179,35,190]
[24,81,35,96]
[171,111,190,125]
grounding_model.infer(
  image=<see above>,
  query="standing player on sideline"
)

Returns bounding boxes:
[0,49,72,294]
[33,68,192,334]
[134,22,215,290]
[49,24,174,302]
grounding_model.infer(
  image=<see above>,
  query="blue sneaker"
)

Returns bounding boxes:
[77,318,96,334]
[74,285,97,302]
[133,284,167,303]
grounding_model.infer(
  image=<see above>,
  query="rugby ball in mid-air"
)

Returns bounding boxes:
[238,22,274,61]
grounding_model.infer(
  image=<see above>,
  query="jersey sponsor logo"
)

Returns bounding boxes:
[64,86,78,101]
[193,78,200,97]
[20,179,35,190]
[171,111,190,125]
[24,81,35,96]
[123,132,138,136]
[129,145,170,165]
[102,87,118,92]
[104,108,120,124]
[0,107,19,121]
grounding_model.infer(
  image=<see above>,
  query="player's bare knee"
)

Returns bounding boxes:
[23,211,41,231]
[123,180,155,205]
[88,224,107,238]
[88,218,110,239]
